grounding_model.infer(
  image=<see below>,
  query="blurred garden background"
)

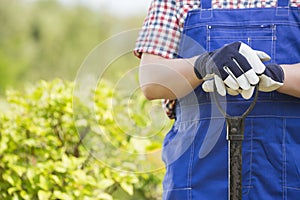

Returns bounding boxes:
[0,0,172,199]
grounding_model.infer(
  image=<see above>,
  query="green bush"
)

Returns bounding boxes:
[0,79,171,199]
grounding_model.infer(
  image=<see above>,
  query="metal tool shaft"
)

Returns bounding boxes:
[226,117,245,200]
[212,85,259,200]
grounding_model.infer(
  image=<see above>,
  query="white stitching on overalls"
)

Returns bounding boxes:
[243,119,254,196]
[282,118,287,200]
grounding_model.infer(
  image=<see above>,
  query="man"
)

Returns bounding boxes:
[135,0,300,199]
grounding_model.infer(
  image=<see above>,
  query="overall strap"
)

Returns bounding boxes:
[201,0,212,9]
[276,0,290,16]
[200,0,213,18]
[200,0,290,9]
[278,0,289,7]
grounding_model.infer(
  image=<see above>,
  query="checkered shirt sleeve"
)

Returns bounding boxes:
[134,0,200,59]
[134,0,200,119]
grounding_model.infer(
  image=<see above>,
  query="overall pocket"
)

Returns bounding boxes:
[207,24,276,63]
[162,121,198,200]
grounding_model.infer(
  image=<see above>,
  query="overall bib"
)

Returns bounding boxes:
[162,0,300,199]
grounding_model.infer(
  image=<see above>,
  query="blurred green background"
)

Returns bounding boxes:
[0,0,172,199]
[0,0,145,94]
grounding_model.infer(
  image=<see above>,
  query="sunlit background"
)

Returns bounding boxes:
[57,0,150,17]
[0,0,150,94]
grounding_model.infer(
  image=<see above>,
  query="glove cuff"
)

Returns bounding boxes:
[194,52,210,80]
[265,63,285,83]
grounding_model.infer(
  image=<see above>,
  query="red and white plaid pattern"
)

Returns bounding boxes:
[135,0,300,119]
[135,0,299,59]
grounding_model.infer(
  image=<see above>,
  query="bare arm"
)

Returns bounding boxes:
[139,53,202,100]
[139,53,300,100]
[277,63,300,98]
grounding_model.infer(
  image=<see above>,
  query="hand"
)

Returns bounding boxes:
[202,63,285,99]
[194,42,269,96]
[258,63,284,92]
[201,80,255,99]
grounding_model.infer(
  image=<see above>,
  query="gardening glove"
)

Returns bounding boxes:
[202,79,255,99]
[194,41,269,96]
[202,63,284,98]
[258,63,284,92]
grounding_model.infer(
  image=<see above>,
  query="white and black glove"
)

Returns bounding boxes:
[202,63,285,98]
[194,42,268,97]
[258,63,284,92]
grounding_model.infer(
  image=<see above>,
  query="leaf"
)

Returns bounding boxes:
[50,174,61,186]
[39,176,49,190]
[97,193,113,200]
[0,137,8,153]
[53,191,72,200]
[72,170,87,182]
[98,179,114,190]
[10,165,26,177]
[120,182,134,196]
[7,187,18,195]
[20,190,30,200]
[38,190,51,200]
[54,163,67,173]
[26,168,35,185]
[2,172,15,185]
[24,138,38,147]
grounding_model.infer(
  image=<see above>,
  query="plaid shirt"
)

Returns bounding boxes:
[135,0,300,119]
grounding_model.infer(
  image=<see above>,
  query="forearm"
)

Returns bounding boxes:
[139,53,202,100]
[277,63,300,98]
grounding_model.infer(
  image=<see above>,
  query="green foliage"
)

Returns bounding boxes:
[0,0,144,94]
[0,79,170,199]
[0,1,167,199]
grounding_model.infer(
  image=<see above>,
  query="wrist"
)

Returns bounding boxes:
[266,63,285,83]
[276,64,288,92]
[193,52,210,80]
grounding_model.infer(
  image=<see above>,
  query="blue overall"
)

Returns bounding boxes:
[162,0,300,199]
